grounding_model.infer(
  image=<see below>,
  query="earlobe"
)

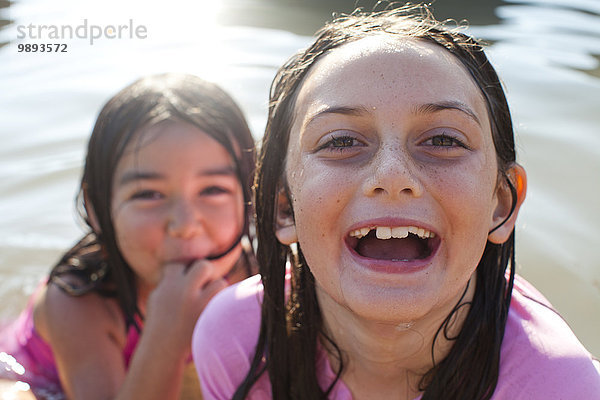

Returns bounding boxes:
[488,164,527,244]
[274,186,298,245]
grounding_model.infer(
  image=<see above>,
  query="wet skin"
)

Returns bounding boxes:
[283,37,508,328]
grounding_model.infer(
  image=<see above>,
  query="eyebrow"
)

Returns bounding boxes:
[303,105,371,130]
[117,166,236,186]
[415,101,481,126]
[302,101,481,130]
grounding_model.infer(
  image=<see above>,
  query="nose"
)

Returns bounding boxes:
[166,198,204,239]
[362,141,423,199]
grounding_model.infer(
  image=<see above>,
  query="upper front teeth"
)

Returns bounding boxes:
[349,226,435,240]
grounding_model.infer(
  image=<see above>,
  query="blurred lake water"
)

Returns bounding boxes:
[1,0,599,356]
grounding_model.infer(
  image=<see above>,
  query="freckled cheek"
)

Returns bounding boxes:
[290,170,351,257]
[430,167,496,241]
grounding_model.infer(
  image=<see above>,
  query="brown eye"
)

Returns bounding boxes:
[316,134,364,152]
[425,133,468,149]
[431,135,457,147]
[331,136,356,148]
[314,131,366,159]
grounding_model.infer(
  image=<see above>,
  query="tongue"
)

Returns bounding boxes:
[356,236,426,260]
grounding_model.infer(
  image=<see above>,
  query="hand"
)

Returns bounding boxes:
[144,260,229,356]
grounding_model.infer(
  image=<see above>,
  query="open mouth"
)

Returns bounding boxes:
[347,225,440,261]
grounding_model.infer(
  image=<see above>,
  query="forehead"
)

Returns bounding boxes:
[292,36,488,131]
[117,121,234,169]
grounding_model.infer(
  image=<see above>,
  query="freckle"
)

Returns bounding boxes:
[336,199,340,203]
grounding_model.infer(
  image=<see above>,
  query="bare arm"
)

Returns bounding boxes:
[37,260,226,400]
[116,261,226,400]
[36,284,128,400]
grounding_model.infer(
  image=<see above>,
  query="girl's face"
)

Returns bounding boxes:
[280,38,511,324]
[111,122,244,297]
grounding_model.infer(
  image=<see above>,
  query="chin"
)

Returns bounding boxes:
[338,276,440,323]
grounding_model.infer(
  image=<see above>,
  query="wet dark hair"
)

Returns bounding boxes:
[49,73,256,331]
[236,4,517,400]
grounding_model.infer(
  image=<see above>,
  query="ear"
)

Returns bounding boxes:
[488,163,527,244]
[275,186,297,245]
[83,187,102,234]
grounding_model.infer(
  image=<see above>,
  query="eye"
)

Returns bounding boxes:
[316,134,364,153]
[200,186,231,196]
[130,190,163,201]
[422,133,468,149]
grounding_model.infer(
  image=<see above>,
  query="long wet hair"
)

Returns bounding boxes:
[49,73,256,331]
[235,4,517,400]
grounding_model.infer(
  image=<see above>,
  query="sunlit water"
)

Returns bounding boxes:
[1,0,599,362]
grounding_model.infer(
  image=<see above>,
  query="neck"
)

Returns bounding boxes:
[318,276,475,400]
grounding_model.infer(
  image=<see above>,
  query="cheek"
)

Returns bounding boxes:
[288,165,353,290]
[430,151,497,209]
[440,173,494,213]
[112,208,163,254]
[290,164,349,237]
[206,194,246,242]
[206,212,241,246]
[429,163,497,260]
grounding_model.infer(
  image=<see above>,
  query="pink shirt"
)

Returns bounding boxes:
[192,274,600,399]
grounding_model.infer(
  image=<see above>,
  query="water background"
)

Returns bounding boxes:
[1,0,599,356]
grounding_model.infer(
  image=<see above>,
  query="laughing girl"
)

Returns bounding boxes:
[193,5,600,400]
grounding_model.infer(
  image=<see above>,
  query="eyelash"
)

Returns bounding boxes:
[201,186,230,196]
[424,133,468,149]
[316,135,363,152]
[131,190,163,201]
[129,185,232,202]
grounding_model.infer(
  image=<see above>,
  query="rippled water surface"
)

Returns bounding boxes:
[1,0,599,356]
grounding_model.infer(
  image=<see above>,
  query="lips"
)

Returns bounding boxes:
[346,224,440,263]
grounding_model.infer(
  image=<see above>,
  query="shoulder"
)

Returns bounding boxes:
[35,282,126,349]
[33,283,130,397]
[494,275,600,399]
[192,274,267,399]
